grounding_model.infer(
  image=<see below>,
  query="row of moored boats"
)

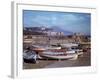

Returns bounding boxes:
[23,43,83,63]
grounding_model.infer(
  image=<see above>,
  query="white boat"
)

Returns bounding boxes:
[40,50,78,60]
[40,54,78,60]
[46,46,61,50]
[61,43,79,48]
[69,49,83,55]
[32,45,61,51]
[77,50,83,55]
[60,43,83,56]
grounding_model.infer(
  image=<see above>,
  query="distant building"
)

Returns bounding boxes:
[44,31,64,36]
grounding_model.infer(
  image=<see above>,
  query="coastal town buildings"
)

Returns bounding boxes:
[23,27,90,50]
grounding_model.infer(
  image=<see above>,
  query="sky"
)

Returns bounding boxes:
[23,10,91,35]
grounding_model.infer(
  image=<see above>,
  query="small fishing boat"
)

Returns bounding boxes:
[23,50,37,63]
[32,45,61,51]
[60,43,79,48]
[77,49,83,55]
[46,46,61,50]
[60,43,83,56]
[40,50,78,60]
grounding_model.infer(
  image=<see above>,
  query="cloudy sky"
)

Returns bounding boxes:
[23,10,91,35]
